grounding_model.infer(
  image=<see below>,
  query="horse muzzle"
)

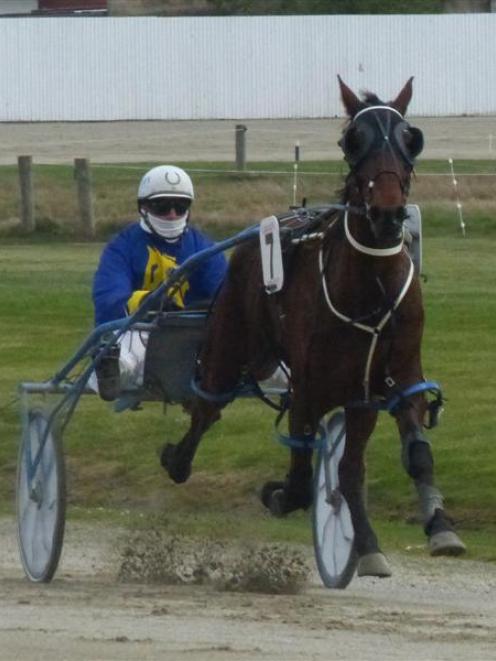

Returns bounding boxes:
[368,206,406,246]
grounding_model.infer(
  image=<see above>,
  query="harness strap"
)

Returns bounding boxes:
[387,380,444,428]
[191,374,289,412]
[353,105,404,121]
[344,207,404,257]
[319,245,415,401]
[276,432,325,451]
[190,377,237,404]
[346,380,444,429]
[272,403,323,450]
[385,380,442,413]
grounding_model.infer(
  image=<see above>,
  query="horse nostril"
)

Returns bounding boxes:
[368,206,405,243]
[369,206,405,224]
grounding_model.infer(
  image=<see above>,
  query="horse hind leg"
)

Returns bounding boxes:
[161,399,221,483]
[161,279,247,484]
[396,403,466,556]
[261,395,317,517]
[261,447,314,517]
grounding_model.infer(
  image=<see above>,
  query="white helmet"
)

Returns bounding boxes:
[138,165,194,202]
[138,165,194,241]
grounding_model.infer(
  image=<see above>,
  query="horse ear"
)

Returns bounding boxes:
[390,76,414,116]
[338,75,361,118]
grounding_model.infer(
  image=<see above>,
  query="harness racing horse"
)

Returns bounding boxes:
[161,77,466,576]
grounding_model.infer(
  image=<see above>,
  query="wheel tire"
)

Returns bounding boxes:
[312,410,357,589]
[16,409,66,582]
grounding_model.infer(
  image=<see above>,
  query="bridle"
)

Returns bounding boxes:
[317,104,422,401]
[340,104,423,230]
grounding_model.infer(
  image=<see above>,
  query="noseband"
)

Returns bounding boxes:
[343,205,404,257]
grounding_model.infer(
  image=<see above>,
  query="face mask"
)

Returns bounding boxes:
[140,211,188,241]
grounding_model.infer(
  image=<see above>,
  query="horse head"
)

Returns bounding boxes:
[338,76,424,247]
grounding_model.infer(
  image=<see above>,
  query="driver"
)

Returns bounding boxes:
[92,165,228,401]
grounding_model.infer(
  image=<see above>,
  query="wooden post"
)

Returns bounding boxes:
[235,124,247,171]
[74,158,95,239]
[18,155,35,232]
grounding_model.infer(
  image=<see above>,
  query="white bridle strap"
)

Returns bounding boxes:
[319,247,415,400]
[344,208,404,257]
[353,105,404,122]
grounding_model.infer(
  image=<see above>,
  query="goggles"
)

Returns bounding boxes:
[144,197,191,217]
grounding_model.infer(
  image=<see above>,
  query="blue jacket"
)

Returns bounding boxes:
[92,222,228,325]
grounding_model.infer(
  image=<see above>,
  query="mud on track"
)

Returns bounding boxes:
[1,517,496,661]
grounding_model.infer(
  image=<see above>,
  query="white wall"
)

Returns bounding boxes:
[0,14,495,121]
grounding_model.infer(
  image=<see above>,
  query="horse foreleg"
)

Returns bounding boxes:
[341,408,392,578]
[160,398,221,483]
[394,398,466,556]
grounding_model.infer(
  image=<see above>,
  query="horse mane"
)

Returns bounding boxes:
[361,91,384,106]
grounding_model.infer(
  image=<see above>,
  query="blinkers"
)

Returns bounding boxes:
[339,105,424,169]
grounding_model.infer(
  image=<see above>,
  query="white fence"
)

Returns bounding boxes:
[1,13,496,121]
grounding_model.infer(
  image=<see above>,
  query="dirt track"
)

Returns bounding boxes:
[1,517,496,661]
[0,116,495,164]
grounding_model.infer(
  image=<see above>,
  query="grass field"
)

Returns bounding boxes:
[1,161,495,562]
[1,159,496,240]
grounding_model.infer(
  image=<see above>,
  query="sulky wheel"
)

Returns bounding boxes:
[16,409,66,582]
[312,410,357,589]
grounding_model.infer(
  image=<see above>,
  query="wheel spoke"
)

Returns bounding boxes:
[17,410,64,582]
[313,411,356,589]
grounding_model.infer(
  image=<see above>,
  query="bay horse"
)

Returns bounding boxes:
[161,76,466,576]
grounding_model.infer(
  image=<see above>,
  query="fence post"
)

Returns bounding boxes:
[18,155,35,232]
[74,158,95,239]
[235,124,247,171]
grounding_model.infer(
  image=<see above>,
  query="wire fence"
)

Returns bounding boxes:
[3,155,496,239]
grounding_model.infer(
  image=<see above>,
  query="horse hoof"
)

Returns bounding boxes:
[260,479,313,517]
[160,444,191,484]
[261,482,287,517]
[268,489,287,518]
[429,531,467,557]
[357,552,392,578]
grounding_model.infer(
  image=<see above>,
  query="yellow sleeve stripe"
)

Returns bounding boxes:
[127,290,149,314]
